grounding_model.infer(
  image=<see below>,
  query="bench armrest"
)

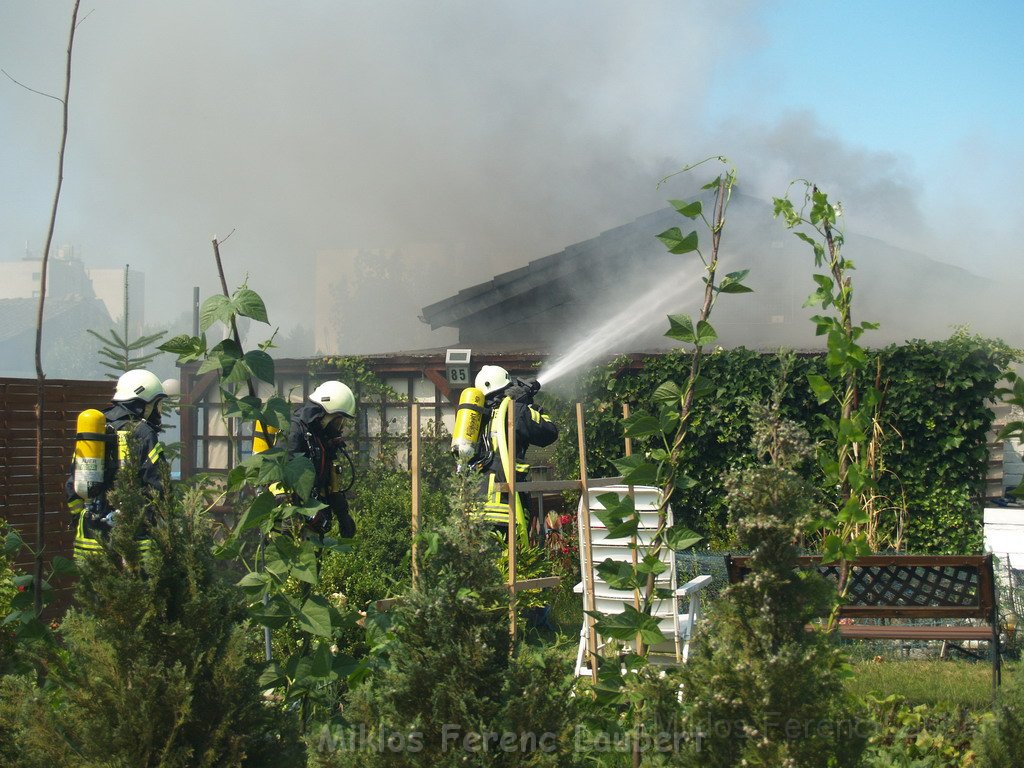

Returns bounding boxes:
[676,574,713,597]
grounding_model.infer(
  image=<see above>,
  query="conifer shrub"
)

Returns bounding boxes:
[313,477,579,767]
[0,451,304,768]
[675,405,867,767]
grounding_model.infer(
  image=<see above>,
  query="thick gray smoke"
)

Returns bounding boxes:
[1,1,1019,361]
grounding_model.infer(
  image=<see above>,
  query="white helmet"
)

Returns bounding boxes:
[309,380,356,417]
[113,369,165,403]
[475,365,511,395]
[161,377,181,397]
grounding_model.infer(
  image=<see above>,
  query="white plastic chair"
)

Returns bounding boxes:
[573,485,712,677]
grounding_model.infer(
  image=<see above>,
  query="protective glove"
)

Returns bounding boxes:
[504,385,530,404]
[506,378,540,404]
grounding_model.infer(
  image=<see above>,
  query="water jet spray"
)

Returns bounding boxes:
[537,268,701,388]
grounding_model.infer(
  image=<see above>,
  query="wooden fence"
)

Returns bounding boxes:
[0,377,113,617]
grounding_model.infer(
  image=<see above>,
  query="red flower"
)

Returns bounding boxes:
[561,545,569,554]
[16,585,26,593]
[558,514,572,526]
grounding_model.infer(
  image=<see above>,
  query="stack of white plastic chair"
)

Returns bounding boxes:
[573,485,712,678]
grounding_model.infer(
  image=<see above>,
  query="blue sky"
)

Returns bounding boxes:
[734,2,1023,159]
[0,1,1021,351]
[720,1,1024,239]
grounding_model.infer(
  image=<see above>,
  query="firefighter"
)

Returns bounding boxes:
[66,369,167,557]
[473,365,558,542]
[286,380,357,538]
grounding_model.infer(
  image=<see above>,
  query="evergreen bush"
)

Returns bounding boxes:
[674,402,866,767]
[313,477,578,767]
[0,453,304,768]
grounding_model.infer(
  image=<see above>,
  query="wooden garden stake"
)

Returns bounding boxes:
[506,402,519,639]
[411,403,421,589]
[623,403,643,652]
[577,403,599,684]
[623,403,645,768]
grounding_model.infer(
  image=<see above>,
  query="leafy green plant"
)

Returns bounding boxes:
[88,324,167,375]
[590,159,747,655]
[774,183,882,588]
[0,524,75,672]
[548,347,815,546]
[564,158,753,768]
[161,283,358,733]
[309,355,400,402]
[864,693,988,768]
[880,332,1016,552]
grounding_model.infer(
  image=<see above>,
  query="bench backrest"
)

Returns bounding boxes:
[725,554,996,622]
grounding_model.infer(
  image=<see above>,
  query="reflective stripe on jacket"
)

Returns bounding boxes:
[474,395,557,540]
[65,404,164,557]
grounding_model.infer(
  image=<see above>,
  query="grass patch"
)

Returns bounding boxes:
[846,658,1010,710]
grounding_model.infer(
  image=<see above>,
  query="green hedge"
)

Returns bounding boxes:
[545,333,1018,553]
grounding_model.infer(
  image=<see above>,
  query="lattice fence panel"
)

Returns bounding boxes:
[816,563,981,608]
[0,377,112,618]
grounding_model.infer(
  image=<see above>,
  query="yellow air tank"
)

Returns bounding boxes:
[451,387,485,461]
[252,420,279,454]
[73,408,107,499]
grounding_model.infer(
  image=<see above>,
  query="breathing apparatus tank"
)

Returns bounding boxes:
[73,409,107,499]
[252,420,279,454]
[450,387,485,463]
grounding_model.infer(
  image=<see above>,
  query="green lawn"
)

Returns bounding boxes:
[845,658,1014,710]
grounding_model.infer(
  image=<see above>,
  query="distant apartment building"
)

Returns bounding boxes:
[0,246,144,328]
[0,246,144,378]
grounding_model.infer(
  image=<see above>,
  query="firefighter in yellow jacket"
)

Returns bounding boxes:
[65,370,167,557]
[472,365,558,542]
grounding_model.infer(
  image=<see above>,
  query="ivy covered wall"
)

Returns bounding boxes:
[545,333,1018,554]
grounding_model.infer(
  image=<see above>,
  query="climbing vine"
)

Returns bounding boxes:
[549,334,1016,554]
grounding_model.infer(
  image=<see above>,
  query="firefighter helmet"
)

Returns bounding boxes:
[310,380,356,417]
[113,369,165,403]
[475,365,511,395]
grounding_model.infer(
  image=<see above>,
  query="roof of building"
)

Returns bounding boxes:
[420,207,680,331]
[0,296,113,345]
[419,191,1020,350]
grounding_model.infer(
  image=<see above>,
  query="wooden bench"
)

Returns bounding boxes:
[725,554,1002,688]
